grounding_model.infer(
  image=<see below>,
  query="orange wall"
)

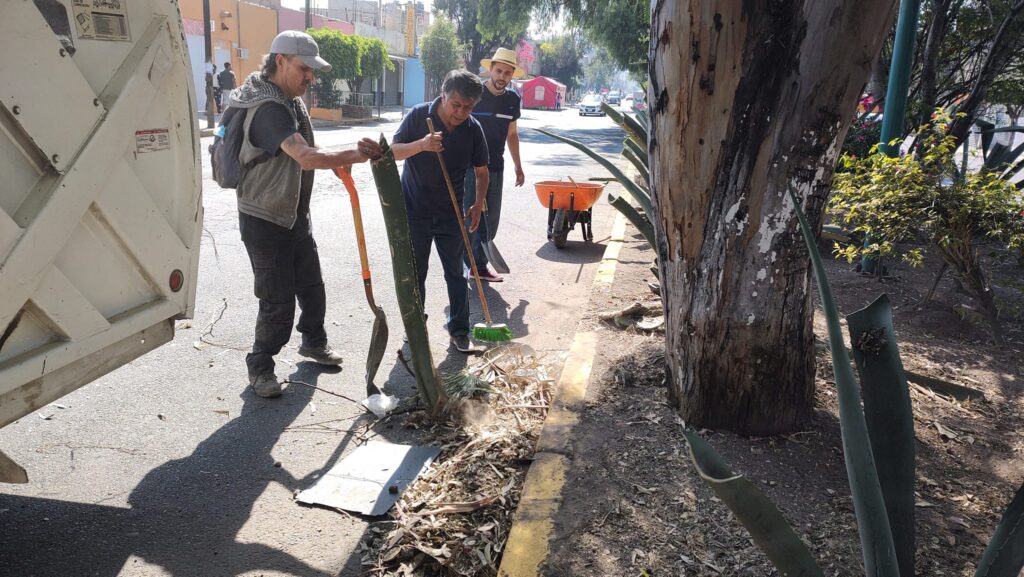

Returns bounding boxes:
[179,0,278,79]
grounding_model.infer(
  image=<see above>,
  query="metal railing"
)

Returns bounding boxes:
[309,81,381,119]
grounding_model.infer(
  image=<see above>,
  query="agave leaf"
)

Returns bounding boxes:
[624,137,648,170]
[848,294,916,577]
[533,127,654,217]
[622,113,649,146]
[986,140,1024,172]
[789,188,901,577]
[622,148,650,187]
[682,430,824,577]
[370,135,447,413]
[975,481,1024,577]
[975,119,996,160]
[601,103,648,146]
[608,194,655,247]
[636,109,650,130]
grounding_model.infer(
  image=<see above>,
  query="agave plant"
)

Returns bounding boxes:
[370,134,448,414]
[968,119,1024,187]
[682,188,1024,577]
[530,102,656,248]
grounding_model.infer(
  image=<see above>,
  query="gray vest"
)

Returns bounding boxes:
[236,100,313,229]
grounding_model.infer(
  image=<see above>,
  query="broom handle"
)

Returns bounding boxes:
[425,117,492,325]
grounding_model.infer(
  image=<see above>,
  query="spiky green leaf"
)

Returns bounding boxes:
[848,294,916,577]
[608,194,654,247]
[682,430,824,577]
[975,481,1024,577]
[371,135,447,413]
[789,188,901,577]
[622,148,650,186]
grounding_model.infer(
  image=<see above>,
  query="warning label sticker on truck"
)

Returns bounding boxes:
[72,0,131,42]
[135,129,170,153]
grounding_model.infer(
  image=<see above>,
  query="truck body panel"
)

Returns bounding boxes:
[0,0,202,480]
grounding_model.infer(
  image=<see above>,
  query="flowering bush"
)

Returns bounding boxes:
[840,116,883,159]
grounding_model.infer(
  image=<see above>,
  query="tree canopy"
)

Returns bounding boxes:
[435,0,527,73]
[420,15,464,89]
[306,29,393,89]
[537,32,585,92]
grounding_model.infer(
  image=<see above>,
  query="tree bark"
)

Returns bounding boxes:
[649,1,898,434]
[917,0,953,127]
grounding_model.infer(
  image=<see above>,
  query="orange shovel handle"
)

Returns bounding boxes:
[334,167,373,282]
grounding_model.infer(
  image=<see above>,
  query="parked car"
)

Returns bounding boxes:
[579,94,605,116]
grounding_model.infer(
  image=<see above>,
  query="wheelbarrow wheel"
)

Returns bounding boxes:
[551,209,569,249]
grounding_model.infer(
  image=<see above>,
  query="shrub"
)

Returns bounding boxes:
[830,122,1024,346]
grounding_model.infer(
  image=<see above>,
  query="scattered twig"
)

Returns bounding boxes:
[198,298,249,351]
[283,379,363,405]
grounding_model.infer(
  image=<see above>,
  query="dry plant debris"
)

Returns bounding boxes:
[360,343,561,576]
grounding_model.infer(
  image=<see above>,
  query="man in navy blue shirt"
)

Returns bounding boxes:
[392,70,490,353]
[462,47,525,283]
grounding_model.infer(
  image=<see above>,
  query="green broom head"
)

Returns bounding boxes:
[472,322,513,342]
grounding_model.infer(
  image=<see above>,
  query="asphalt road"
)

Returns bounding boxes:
[0,105,628,577]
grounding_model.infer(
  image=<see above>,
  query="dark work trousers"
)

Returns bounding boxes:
[242,234,327,378]
[463,169,503,269]
[407,215,470,337]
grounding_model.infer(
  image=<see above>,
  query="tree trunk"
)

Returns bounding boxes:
[649,1,898,434]
[917,0,953,127]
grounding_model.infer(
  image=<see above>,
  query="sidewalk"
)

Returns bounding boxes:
[499,216,687,576]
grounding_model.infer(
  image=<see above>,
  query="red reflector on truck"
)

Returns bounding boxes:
[169,269,184,292]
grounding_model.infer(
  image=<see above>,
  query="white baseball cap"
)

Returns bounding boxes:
[270,30,332,72]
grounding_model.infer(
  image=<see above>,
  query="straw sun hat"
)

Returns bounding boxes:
[480,47,526,78]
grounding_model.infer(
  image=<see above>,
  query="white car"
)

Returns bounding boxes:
[579,95,605,116]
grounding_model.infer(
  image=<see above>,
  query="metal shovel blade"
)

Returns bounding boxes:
[482,239,510,274]
[364,296,389,397]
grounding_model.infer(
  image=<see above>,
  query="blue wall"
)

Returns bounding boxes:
[404,58,426,106]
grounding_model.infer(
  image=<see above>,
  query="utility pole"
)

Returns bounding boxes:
[203,0,215,128]
[861,0,921,274]
[305,0,312,29]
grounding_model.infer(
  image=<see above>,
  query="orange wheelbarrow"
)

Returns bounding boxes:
[534,180,605,249]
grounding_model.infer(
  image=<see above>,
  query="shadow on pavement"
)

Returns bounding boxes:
[534,238,608,264]
[0,364,344,577]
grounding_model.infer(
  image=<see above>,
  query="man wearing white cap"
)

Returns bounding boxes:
[225,30,383,398]
[463,47,526,283]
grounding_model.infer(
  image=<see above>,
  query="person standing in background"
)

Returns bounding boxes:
[462,47,525,284]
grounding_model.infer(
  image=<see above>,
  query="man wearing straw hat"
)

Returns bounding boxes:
[462,47,526,283]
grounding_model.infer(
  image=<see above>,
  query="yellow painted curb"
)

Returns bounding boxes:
[498,211,628,577]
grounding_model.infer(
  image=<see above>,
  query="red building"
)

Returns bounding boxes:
[520,76,566,110]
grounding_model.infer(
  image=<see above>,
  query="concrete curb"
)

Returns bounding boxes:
[498,211,628,577]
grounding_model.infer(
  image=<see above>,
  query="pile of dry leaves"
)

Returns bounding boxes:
[360,343,562,576]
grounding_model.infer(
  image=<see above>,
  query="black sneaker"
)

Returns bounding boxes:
[450,335,484,354]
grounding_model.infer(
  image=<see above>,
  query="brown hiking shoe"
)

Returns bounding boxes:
[250,373,281,398]
[298,344,343,366]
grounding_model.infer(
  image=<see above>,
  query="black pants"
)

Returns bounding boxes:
[242,234,327,377]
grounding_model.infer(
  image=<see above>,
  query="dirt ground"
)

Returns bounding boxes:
[542,231,1024,577]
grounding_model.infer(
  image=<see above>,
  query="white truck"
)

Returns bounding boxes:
[0,0,202,482]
